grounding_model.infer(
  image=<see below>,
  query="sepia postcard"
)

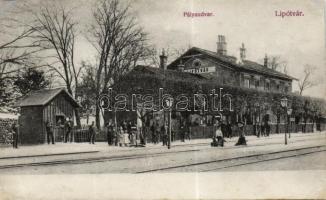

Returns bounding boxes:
[0,0,325,199]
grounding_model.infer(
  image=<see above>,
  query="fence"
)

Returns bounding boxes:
[189,123,319,139]
[52,126,107,143]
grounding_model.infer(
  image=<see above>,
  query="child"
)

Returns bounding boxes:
[123,129,130,147]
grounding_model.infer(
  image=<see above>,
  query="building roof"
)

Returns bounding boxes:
[133,65,206,81]
[14,88,80,108]
[168,47,297,81]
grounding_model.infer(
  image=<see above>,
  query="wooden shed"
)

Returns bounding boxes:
[15,88,80,144]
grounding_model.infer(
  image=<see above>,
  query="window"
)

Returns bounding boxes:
[284,86,289,93]
[192,59,202,68]
[55,115,65,126]
[255,79,259,88]
[265,82,270,91]
[244,79,250,88]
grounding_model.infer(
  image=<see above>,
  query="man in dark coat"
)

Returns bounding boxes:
[186,122,191,141]
[64,118,72,143]
[11,121,19,148]
[180,121,186,142]
[45,121,55,144]
[226,122,233,138]
[221,120,227,138]
[263,114,271,137]
[150,124,156,144]
[89,121,96,144]
[106,122,114,145]
[127,121,132,140]
[161,124,167,146]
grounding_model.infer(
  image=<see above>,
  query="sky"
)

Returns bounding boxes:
[0,0,325,98]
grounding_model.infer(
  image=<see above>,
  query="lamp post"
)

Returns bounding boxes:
[280,97,289,145]
[287,108,293,138]
[165,99,173,149]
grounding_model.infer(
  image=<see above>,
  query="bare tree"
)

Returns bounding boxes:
[88,0,151,127]
[267,55,288,73]
[298,65,317,95]
[0,27,40,82]
[0,16,43,110]
[28,4,83,126]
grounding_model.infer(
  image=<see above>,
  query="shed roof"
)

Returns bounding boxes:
[14,88,80,108]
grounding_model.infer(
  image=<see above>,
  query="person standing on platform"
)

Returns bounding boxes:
[118,126,124,147]
[123,129,130,147]
[64,118,72,143]
[212,121,224,147]
[113,123,118,146]
[150,124,156,144]
[186,121,191,141]
[45,121,55,144]
[226,121,233,138]
[130,125,137,146]
[180,121,185,142]
[155,122,161,143]
[11,121,19,149]
[89,121,96,144]
[221,120,227,138]
[263,114,271,137]
[106,121,114,145]
[127,121,132,140]
[235,121,247,146]
[162,123,168,146]
[122,120,127,132]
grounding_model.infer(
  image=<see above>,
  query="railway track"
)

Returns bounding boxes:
[136,145,326,173]
[0,149,201,170]
[0,136,324,172]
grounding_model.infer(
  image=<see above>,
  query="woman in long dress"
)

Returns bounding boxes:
[123,129,130,146]
[211,121,224,147]
[118,126,124,147]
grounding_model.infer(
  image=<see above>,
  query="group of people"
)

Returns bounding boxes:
[45,117,73,145]
[149,122,189,146]
[211,120,247,147]
[102,120,192,147]
[8,116,250,149]
[105,121,141,147]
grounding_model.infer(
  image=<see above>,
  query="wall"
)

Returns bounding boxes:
[20,106,43,144]
[183,56,239,86]
[43,93,75,143]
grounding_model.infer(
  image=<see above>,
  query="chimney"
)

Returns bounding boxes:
[159,49,168,70]
[238,43,246,65]
[240,43,246,60]
[177,59,185,72]
[217,35,227,55]
[264,54,268,67]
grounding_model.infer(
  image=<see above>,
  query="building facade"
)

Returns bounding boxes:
[167,35,295,94]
